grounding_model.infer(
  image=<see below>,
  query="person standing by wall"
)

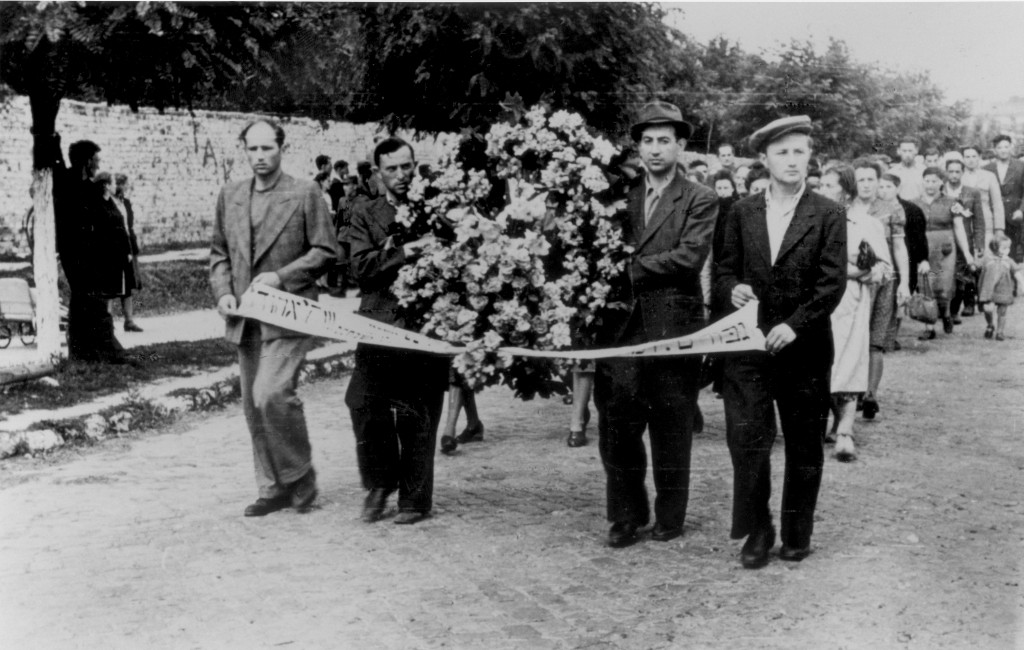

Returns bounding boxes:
[52,139,126,363]
[111,173,143,332]
[210,118,337,517]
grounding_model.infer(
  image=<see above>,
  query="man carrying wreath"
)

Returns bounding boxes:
[595,101,719,548]
[345,137,449,525]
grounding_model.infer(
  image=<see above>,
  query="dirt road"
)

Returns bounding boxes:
[1,306,1021,649]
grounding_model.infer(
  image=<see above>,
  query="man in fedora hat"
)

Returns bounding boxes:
[713,115,847,568]
[594,100,719,548]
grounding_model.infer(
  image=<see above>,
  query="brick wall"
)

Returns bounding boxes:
[0,96,455,252]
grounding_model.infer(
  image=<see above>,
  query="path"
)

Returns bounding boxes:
[0,306,1022,649]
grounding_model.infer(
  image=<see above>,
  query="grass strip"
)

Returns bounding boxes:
[1,338,236,419]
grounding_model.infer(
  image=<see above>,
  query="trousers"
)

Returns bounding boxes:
[722,352,831,548]
[67,291,122,361]
[594,352,701,529]
[238,324,315,499]
[346,345,446,513]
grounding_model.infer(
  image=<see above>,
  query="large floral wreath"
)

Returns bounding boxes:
[390,105,634,399]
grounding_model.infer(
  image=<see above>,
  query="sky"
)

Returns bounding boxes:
[664,2,1024,110]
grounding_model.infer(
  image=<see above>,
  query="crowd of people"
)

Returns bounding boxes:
[683,135,1024,462]
[208,108,1024,570]
[41,100,1022,571]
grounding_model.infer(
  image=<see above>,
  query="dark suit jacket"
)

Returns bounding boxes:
[983,159,1024,219]
[898,197,929,291]
[210,172,337,344]
[345,195,448,408]
[713,189,847,363]
[600,172,719,345]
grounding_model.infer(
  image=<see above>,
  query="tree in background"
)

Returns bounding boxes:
[345,3,687,136]
[671,37,972,159]
[0,2,322,380]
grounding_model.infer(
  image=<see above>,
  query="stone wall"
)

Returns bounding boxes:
[0,96,455,251]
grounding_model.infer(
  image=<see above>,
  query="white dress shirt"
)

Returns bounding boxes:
[764,182,805,264]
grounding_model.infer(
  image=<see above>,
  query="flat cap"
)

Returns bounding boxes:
[630,100,694,142]
[748,115,812,153]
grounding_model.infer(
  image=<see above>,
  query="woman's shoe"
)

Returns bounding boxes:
[834,433,857,462]
[124,320,143,332]
[984,326,994,339]
[440,435,458,455]
[918,330,936,341]
[567,429,588,448]
[996,333,1005,341]
[455,422,484,444]
[942,317,954,334]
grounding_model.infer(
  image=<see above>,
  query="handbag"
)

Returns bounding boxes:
[907,271,939,324]
[856,240,879,271]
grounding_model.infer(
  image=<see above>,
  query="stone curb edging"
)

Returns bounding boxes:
[0,342,356,460]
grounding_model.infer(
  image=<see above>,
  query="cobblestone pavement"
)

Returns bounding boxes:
[1,306,1022,649]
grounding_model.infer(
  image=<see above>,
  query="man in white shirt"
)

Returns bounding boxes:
[713,115,846,569]
[889,137,925,202]
[962,144,1004,248]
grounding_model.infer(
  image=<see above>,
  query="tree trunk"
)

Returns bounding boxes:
[0,92,65,384]
[31,168,61,363]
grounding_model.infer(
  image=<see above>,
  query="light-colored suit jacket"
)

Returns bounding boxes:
[210,172,337,344]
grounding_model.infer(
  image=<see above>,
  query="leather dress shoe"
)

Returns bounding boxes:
[456,422,485,444]
[650,522,683,542]
[740,526,775,569]
[567,429,588,447]
[393,511,430,525]
[607,522,641,548]
[779,544,811,562]
[362,488,390,523]
[290,468,318,512]
[244,495,291,517]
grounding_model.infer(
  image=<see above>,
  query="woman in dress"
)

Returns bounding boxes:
[912,167,976,339]
[95,173,142,332]
[820,165,892,461]
[111,174,143,332]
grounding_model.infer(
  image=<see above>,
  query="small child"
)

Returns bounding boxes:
[977,234,1024,341]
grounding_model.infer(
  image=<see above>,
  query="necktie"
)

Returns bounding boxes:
[645,188,660,227]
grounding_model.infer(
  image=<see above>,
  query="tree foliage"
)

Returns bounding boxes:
[0,2,349,136]
[345,2,684,136]
[672,37,971,159]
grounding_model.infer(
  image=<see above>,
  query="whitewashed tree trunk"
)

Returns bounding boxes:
[32,168,62,361]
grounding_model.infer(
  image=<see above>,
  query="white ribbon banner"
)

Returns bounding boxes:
[228,285,766,358]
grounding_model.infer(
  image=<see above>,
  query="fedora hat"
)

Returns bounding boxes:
[630,101,694,142]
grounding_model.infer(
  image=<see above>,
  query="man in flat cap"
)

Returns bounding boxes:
[594,100,718,548]
[712,115,847,568]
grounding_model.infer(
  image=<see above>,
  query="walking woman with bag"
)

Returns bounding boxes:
[820,165,892,461]
[913,167,976,339]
